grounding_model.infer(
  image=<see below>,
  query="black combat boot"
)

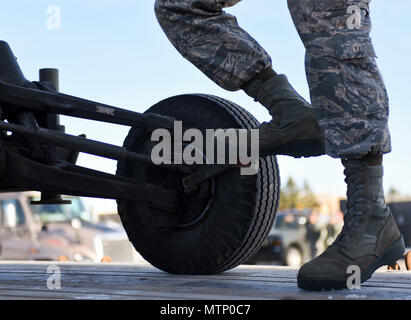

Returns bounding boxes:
[242,69,325,158]
[297,156,405,291]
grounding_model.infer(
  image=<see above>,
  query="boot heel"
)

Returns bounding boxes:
[361,236,405,283]
[379,236,406,267]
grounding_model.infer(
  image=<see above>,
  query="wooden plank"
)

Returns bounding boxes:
[0,262,409,300]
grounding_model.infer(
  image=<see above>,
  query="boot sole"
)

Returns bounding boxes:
[260,137,325,158]
[297,236,406,291]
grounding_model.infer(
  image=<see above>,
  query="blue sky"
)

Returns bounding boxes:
[1,1,411,207]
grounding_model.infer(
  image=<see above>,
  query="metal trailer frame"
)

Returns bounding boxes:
[0,41,233,217]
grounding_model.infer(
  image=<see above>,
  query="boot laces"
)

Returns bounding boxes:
[334,168,368,248]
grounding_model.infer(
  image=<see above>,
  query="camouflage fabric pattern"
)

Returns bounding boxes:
[288,0,391,158]
[154,0,391,159]
[221,0,242,8]
[154,0,271,91]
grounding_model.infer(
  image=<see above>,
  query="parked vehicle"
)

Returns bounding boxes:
[0,192,146,263]
[245,210,335,267]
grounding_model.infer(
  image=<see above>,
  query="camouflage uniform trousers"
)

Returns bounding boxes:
[154,0,391,159]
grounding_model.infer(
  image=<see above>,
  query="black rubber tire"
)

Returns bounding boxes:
[116,94,280,274]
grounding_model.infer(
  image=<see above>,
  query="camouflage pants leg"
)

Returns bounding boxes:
[288,0,391,158]
[155,0,391,159]
[154,0,272,91]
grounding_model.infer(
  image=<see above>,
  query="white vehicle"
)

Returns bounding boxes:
[0,192,147,263]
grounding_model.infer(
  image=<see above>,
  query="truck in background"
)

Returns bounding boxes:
[0,192,147,264]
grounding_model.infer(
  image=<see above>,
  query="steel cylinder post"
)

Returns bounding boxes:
[37,68,69,204]
[39,68,59,92]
